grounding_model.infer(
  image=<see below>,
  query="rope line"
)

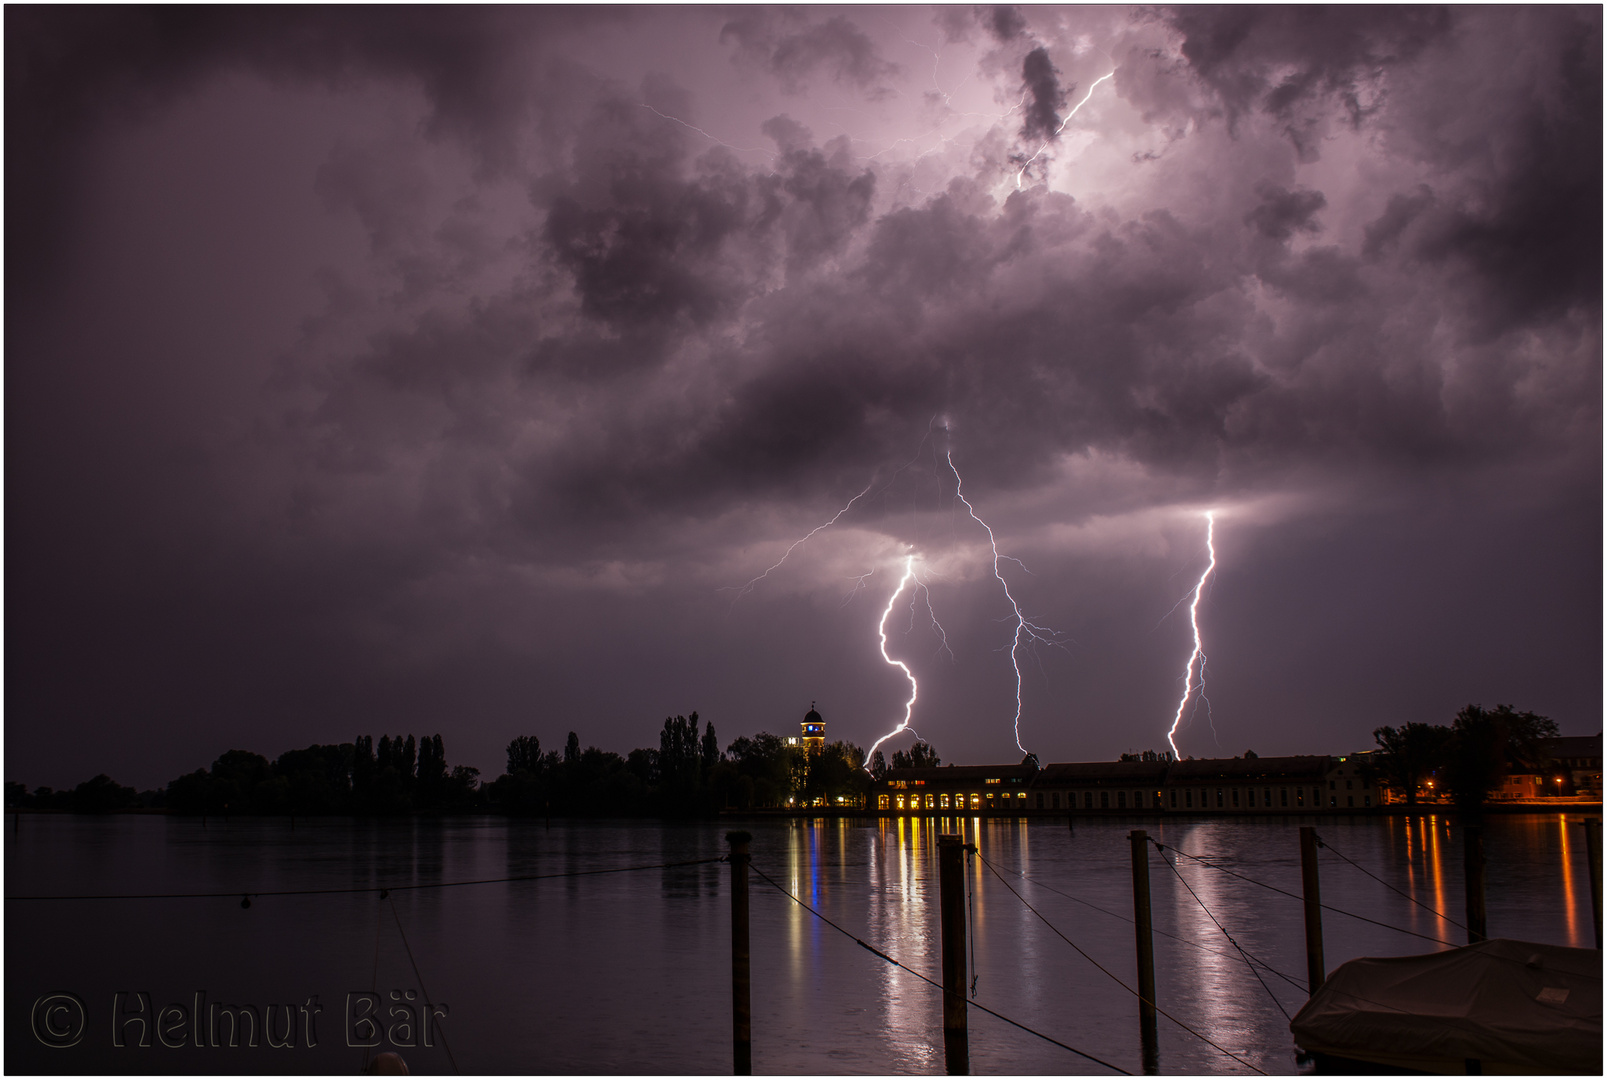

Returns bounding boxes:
[5,855,729,902]
[745,859,1131,1075]
[965,848,978,999]
[988,860,1310,991]
[387,897,460,1075]
[1156,843,1459,946]
[363,897,385,1074]
[1153,845,1293,1021]
[1313,831,1467,932]
[975,853,1266,1074]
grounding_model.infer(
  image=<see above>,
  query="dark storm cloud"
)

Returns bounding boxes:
[1167,6,1601,335]
[1019,47,1067,141]
[988,7,1026,44]
[6,6,1599,785]
[720,10,899,95]
[1244,183,1325,241]
[1167,6,1451,127]
[5,5,623,308]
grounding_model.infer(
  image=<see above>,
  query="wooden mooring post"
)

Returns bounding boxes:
[1583,818,1602,950]
[937,834,970,1075]
[726,830,753,1075]
[1299,826,1325,993]
[1463,823,1487,944]
[1129,830,1159,1074]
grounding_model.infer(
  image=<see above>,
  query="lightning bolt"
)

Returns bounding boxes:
[638,104,769,158]
[1166,511,1217,758]
[724,419,947,606]
[866,555,924,766]
[723,479,880,605]
[948,450,1066,755]
[911,570,955,660]
[1014,70,1115,190]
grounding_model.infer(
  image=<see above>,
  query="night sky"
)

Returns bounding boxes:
[7,6,1601,790]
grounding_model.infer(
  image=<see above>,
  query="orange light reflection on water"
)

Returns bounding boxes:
[1559,815,1580,944]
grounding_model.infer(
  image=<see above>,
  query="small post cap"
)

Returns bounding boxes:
[726,830,752,844]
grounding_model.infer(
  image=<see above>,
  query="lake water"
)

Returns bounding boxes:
[5,812,1597,1074]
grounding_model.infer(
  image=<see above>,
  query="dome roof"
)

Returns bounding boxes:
[804,702,822,724]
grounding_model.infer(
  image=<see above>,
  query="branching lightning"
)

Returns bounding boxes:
[866,555,924,765]
[911,572,955,660]
[727,425,1061,768]
[1166,511,1217,759]
[1014,70,1115,190]
[948,450,1066,755]
[724,479,880,606]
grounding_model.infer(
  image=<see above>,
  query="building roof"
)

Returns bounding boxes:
[1541,735,1602,762]
[1036,761,1171,784]
[879,763,1034,785]
[1166,755,1332,782]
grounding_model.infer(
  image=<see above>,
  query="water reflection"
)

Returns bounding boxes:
[7,813,1595,1075]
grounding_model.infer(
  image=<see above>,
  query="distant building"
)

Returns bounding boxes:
[871,753,1379,815]
[876,762,1036,813]
[1501,734,1603,800]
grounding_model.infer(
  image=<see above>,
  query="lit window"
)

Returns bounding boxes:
[1016,791,1026,800]
[940,794,950,809]
[970,794,980,810]
[896,795,905,810]
[878,794,889,810]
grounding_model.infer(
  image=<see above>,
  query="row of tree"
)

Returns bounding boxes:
[1367,704,1561,813]
[8,715,896,817]
[488,714,875,816]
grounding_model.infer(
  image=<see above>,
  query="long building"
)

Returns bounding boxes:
[871,753,1379,815]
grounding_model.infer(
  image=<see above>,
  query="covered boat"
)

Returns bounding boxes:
[1290,938,1601,1074]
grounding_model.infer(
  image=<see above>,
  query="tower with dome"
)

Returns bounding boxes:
[800,703,825,752]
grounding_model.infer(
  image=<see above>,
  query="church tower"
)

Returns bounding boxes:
[801,703,825,752]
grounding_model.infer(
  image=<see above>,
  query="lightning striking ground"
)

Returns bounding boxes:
[866,555,924,765]
[1166,511,1217,758]
[948,450,1066,755]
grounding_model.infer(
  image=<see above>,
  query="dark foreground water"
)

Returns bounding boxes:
[5,812,1596,1074]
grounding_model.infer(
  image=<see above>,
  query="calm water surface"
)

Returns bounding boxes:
[5,812,1596,1074]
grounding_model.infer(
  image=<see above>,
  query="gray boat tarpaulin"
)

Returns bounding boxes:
[1290,939,1602,1074]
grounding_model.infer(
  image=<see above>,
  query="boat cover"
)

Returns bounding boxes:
[1289,938,1602,1074]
